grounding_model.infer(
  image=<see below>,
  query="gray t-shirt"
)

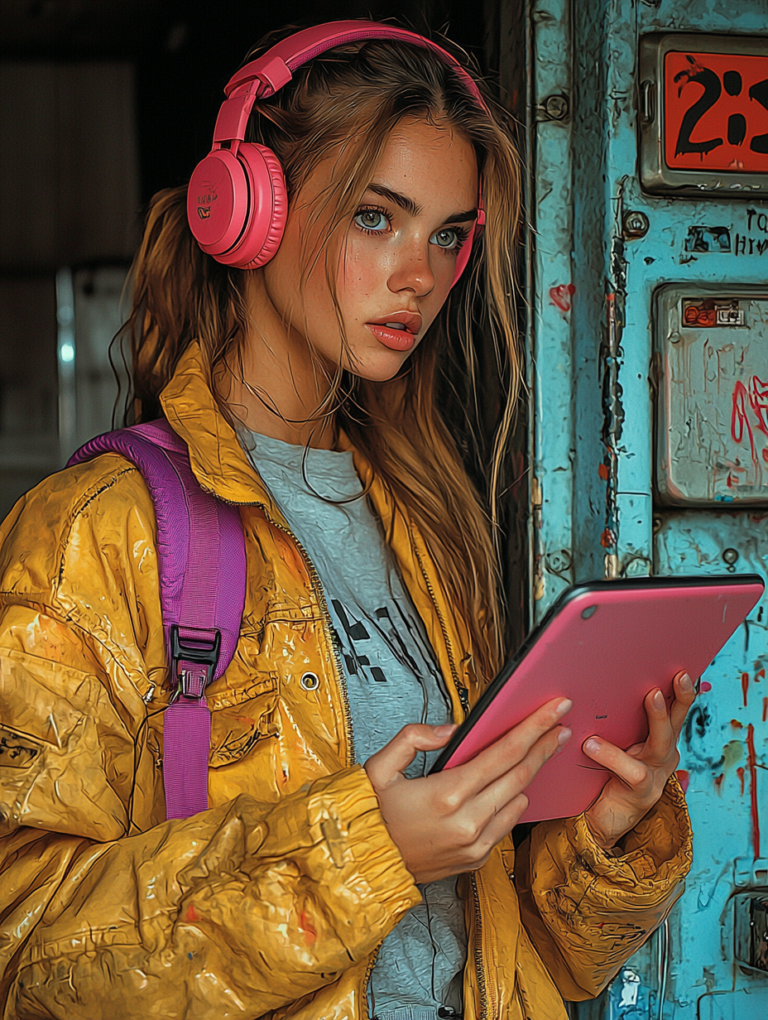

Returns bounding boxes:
[240,429,466,1020]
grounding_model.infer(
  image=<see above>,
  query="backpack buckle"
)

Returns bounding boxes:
[170,625,222,699]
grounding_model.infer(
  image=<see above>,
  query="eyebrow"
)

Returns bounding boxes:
[366,183,477,224]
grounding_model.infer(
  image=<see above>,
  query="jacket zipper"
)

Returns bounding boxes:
[412,541,490,1020]
[470,873,489,1020]
[195,485,355,766]
[362,939,384,1020]
[257,509,356,766]
[411,542,462,697]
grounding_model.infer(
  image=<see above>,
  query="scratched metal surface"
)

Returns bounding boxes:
[655,287,768,505]
[528,0,768,1015]
[530,0,576,608]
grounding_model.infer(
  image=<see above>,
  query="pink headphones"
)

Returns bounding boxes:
[186,20,487,286]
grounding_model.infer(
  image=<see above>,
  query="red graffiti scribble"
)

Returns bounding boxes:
[746,723,761,859]
[756,669,765,682]
[700,681,712,692]
[731,376,768,482]
[727,465,748,490]
[714,773,725,793]
[598,463,610,481]
[751,378,768,432]
[185,903,200,923]
[742,672,750,707]
[737,766,746,796]
[731,719,744,729]
[763,696,768,723]
[676,769,690,793]
[549,283,575,312]
[732,382,750,442]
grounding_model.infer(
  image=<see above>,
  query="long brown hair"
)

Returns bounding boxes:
[121,25,522,681]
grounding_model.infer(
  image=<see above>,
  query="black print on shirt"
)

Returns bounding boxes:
[332,600,387,682]
[372,602,452,715]
[373,604,429,679]
[330,598,450,719]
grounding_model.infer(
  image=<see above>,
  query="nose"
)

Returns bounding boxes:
[387,235,436,298]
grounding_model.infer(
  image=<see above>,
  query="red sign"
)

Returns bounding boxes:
[664,50,768,174]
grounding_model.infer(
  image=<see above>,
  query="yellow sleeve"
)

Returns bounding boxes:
[0,460,419,1018]
[515,775,693,1000]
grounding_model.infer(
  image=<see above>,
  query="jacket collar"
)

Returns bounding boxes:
[159,341,390,520]
[160,341,282,512]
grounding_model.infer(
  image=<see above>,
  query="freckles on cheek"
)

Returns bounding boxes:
[340,263,377,301]
[342,247,381,300]
[354,266,378,296]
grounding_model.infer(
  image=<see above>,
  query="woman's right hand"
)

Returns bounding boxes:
[364,697,573,884]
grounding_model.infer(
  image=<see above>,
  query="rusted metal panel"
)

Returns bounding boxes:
[528,0,768,1015]
[655,284,768,505]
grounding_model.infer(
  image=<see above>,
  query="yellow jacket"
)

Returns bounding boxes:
[0,343,692,1019]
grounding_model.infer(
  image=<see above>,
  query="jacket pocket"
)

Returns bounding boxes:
[208,671,279,768]
[0,647,132,839]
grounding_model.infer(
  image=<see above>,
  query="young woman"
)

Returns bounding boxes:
[0,20,693,1020]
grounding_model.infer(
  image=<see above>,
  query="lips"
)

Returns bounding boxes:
[365,310,422,353]
[366,310,422,335]
[366,324,416,351]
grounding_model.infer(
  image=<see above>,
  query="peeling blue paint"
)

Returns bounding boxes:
[529,0,768,1015]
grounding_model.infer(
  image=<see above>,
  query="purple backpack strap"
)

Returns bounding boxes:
[68,419,247,820]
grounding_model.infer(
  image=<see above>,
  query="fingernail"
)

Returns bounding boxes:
[653,689,665,709]
[433,723,456,737]
[584,737,600,755]
[679,673,693,691]
[556,698,573,719]
[557,726,572,746]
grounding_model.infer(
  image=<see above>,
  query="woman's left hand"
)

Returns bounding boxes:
[582,670,696,851]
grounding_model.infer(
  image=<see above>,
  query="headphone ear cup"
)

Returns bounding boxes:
[187,148,250,257]
[221,143,287,270]
[187,144,287,270]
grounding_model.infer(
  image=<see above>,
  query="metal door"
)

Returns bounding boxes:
[526,0,768,1015]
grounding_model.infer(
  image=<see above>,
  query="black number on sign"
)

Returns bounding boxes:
[728,113,747,146]
[674,63,723,157]
[749,77,768,155]
[723,70,742,96]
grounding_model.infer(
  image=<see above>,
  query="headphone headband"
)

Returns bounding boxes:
[228,21,487,104]
[212,21,489,147]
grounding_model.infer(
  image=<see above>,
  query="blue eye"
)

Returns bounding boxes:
[354,208,390,233]
[431,227,461,249]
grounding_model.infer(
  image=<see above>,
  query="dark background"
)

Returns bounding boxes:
[1,0,516,205]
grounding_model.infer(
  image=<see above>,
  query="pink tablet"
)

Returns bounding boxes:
[430,575,764,823]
